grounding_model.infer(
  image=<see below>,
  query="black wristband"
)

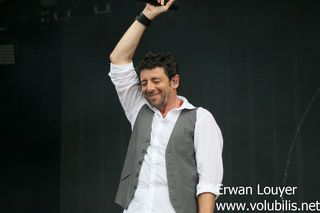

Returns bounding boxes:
[135,13,151,26]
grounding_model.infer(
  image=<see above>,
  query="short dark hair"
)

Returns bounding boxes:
[137,52,179,80]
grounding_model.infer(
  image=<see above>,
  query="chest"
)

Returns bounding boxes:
[150,111,180,148]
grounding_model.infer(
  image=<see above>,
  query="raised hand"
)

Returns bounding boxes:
[142,0,175,20]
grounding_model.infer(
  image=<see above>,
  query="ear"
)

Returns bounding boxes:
[171,75,180,89]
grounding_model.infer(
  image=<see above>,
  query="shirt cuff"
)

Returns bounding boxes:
[197,183,221,199]
[110,61,134,73]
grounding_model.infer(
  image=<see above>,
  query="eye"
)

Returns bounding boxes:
[153,79,161,84]
[141,81,147,87]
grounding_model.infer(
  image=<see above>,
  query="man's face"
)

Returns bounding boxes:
[140,67,179,110]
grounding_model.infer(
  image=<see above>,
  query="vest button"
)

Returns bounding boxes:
[133,185,137,190]
[141,149,147,154]
[138,161,143,165]
[135,173,139,177]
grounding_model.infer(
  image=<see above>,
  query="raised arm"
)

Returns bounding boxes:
[109,0,175,65]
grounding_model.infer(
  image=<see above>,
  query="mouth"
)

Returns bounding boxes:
[147,93,161,102]
[148,93,160,98]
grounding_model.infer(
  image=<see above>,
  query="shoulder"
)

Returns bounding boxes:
[196,107,216,122]
[194,107,223,147]
[195,107,222,131]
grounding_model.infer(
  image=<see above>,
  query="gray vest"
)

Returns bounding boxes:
[115,104,198,213]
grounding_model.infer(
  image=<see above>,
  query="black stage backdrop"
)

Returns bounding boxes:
[1,0,320,212]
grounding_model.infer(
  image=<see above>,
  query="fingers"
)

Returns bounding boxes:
[156,0,174,7]
[158,0,169,6]
[146,0,175,16]
[163,0,175,11]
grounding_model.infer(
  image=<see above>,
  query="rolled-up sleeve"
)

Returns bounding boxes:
[194,107,223,198]
[108,62,146,126]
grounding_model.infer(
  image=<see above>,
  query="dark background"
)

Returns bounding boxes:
[1,0,319,212]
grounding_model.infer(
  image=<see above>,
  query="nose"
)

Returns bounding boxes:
[146,83,155,94]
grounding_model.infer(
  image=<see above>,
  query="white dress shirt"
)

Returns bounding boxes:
[109,62,223,213]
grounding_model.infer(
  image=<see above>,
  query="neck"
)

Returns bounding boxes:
[159,97,183,117]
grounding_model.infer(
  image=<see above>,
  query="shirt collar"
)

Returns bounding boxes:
[177,95,195,110]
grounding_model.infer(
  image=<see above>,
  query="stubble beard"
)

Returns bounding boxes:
[146,93,166,109]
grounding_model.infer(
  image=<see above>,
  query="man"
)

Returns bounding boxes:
[109,0,223,212]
